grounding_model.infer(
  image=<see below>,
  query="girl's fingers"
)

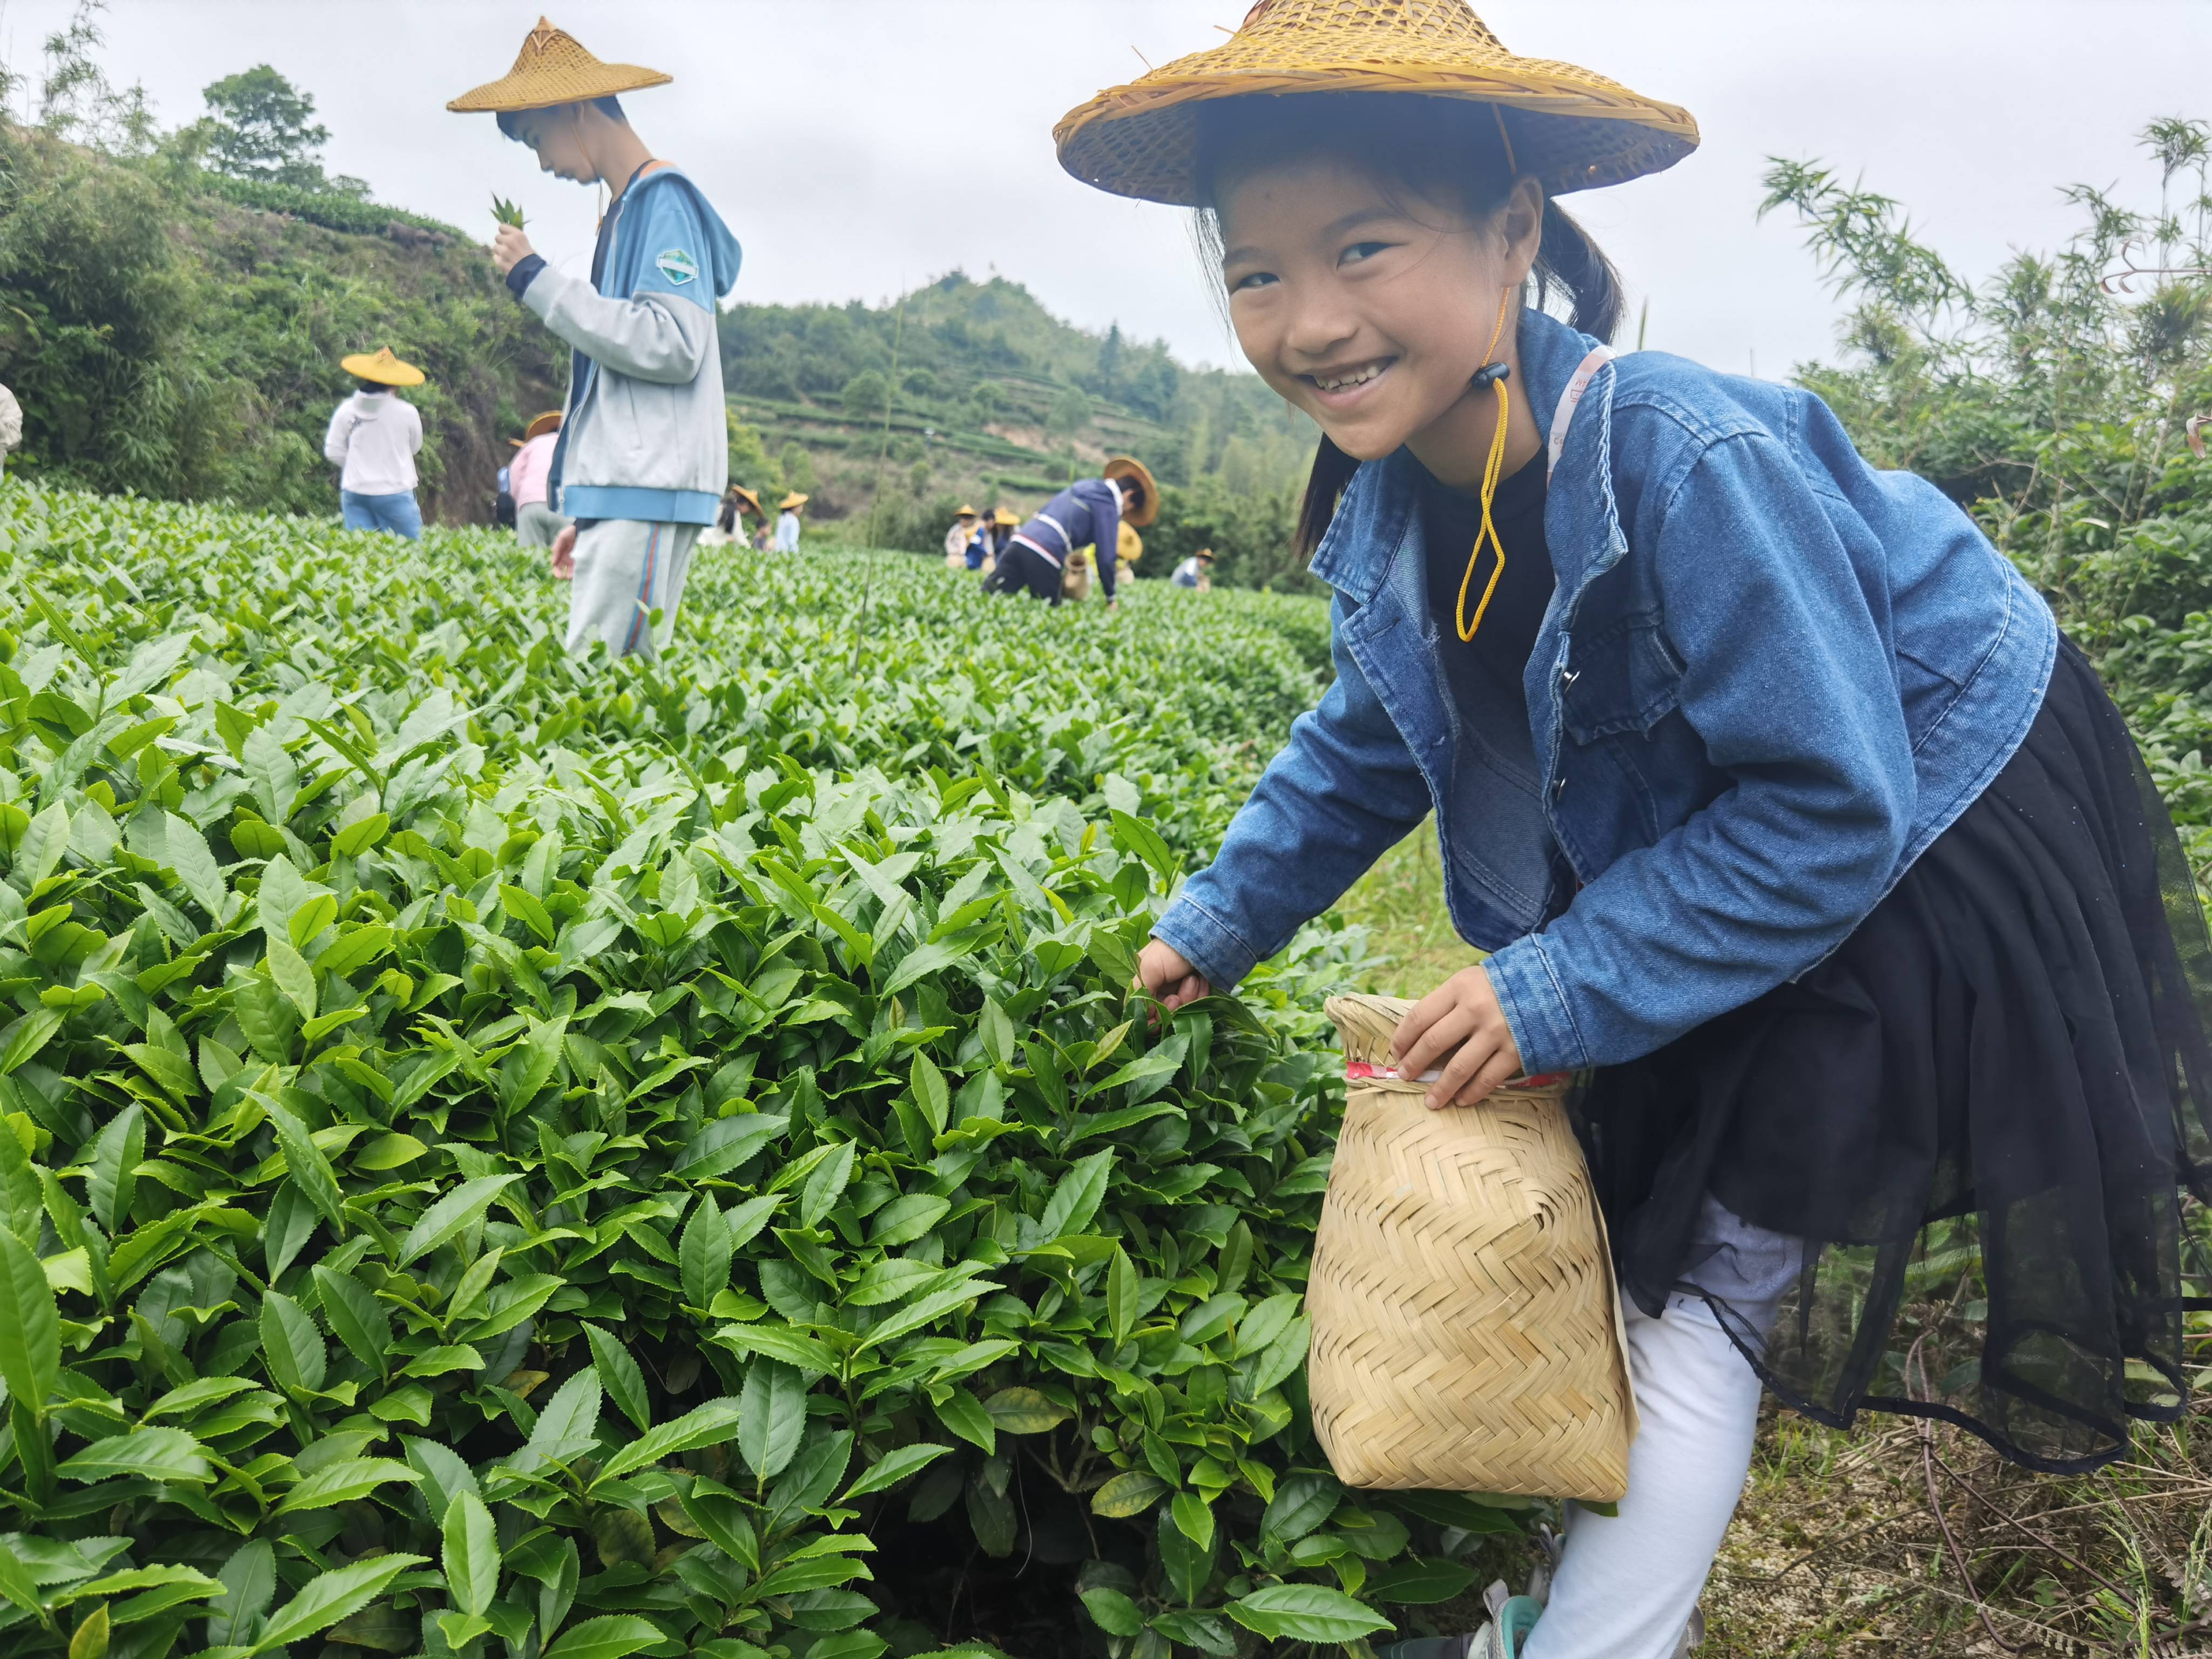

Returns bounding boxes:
[1398,1003,1478,1081]
[1430,1044,1520,1111]
[1424,1028,1496,1109]
[1392,983,1458,1063]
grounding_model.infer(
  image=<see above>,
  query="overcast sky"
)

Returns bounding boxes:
[6,1,2209,376]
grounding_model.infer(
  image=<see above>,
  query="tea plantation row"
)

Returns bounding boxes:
[0,486,1522,1659]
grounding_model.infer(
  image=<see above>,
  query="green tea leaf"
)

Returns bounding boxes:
[739,1358,807,1481]
[56,1427,210,1483]
[543,1614,666,1659]
[1227,1583,1391,1643]
[246,1553,426,1655]
[442,1489,500,1618]
[583,1321,651,1432]
[0,1228,61,1416]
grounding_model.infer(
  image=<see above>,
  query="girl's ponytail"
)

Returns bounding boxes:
[1293,436,1361,561]
[1535,198,1625,344]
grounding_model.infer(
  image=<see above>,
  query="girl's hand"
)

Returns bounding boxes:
[1136,939,1210,1016]
[1393,965,1523,1110]
[550,524,576,581]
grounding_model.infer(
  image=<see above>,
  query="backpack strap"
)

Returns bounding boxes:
[1546,345,1618,483]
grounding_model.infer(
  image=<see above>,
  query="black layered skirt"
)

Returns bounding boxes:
[1579,639,2212,1472]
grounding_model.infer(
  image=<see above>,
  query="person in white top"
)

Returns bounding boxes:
[943,505,979,568]
[325,348,427,539]
[0,382,21,472]
[774,491,806,552]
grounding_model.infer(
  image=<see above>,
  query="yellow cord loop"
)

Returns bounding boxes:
[1455,284,1518,643]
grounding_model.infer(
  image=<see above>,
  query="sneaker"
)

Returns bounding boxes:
[1377,1567,1703,1659]
[1375,1586,1543,1659]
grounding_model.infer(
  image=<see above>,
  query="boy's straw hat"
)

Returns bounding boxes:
[779,493,809,510]
[1103,455,1159,527]
[1055,0,1696,206]
[341,347,426,387]
[522,409,563,441]
[1196,547,1216,561]
[447,16,672,114]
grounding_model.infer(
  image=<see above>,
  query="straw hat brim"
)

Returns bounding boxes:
[1054,6,1696,206]
[994,509,1020,527]
[448,61,671,113]
[1103,455,1159,528]
[731,486,763,517]
[779,494,810,510]
[341,352,426,387]
[522,410,563,442]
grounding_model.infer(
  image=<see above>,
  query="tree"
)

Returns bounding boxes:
[200,65,352,192]
[841,370,889,419]
[1046,385,1090,438]
[780,442,818,496]
[37,1,157,154]
[726,417,782,496]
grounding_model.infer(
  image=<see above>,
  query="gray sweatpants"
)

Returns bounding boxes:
[515,500,569,548]
[565,518,699,661]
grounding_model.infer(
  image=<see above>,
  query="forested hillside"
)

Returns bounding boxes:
[717,275,1318,588]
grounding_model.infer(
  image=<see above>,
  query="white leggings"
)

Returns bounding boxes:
[1522,1202,1800,1659]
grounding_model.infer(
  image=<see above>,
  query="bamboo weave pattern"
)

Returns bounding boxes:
[1307,995,1635,1500]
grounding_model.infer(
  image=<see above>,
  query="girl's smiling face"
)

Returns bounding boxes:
[1217,156,1543,473]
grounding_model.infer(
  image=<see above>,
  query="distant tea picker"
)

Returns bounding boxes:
[450,16,741,662]
[324,348,426,539]
[985,456,1157,608]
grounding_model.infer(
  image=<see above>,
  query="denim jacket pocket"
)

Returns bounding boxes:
[1560,613,1684,743]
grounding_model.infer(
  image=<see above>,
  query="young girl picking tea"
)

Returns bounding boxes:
[1058,4,2212,1655]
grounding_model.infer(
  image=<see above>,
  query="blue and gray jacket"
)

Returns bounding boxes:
[1154,306,2056,1075]
[1013,478,1123,597]
[507,168,741,524]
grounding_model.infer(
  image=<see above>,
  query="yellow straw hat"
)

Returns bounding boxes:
[447,16,673,114]
[1117,520,1144,564]
[779,493,809,511]
[340,347,426,387]
[993,508,1020,527]
[522,409,563,442]
[1054,0,1697,206]
[1103,455,1159,528]
[955,504,979,518]
[730,484,763,519]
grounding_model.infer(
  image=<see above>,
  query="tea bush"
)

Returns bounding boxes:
[0,484,1521,1659]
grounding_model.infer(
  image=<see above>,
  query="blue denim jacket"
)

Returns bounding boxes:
[1153,307,2057,1074]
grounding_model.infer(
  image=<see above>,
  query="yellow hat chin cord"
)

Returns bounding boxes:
[1455,282,1518,643]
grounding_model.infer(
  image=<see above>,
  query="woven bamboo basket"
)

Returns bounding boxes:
[1307,994,1636,1500]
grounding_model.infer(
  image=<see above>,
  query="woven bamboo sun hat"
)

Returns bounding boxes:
[340,347,425,387]
[447,16,672,114]
[779,493,809,510]
[1055,0,1697,206]
[731,485,763,518]
[1103,455,1158,527]
[522,409,563,442]
[993,507,1020,527]
[955,504,980,518]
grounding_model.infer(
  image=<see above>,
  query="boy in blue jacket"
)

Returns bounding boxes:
[449,19,741,662]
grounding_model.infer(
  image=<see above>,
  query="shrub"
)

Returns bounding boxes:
[0,483,1520,1659]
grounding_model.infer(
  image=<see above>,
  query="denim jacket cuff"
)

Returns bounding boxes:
[1151,896,1260,992]
[1482,935,1589,1075]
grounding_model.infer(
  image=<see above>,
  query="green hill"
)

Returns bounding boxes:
[0,123,562,524]
[717,274,1321,586]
